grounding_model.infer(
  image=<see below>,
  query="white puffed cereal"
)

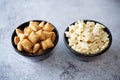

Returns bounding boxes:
[65,20,109,54]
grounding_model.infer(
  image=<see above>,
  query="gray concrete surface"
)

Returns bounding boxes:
[0,0,120,80]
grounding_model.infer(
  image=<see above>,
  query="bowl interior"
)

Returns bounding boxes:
[12,20,59,57]
[64,20,112,57]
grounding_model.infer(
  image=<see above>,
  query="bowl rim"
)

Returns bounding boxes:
[11,20,59,57]
[64,19,112,57]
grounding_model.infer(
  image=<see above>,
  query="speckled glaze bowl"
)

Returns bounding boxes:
[64,20,112,59]
[11,20,59,60]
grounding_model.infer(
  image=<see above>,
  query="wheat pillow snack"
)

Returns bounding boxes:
[43,23,54,31]
[14,21,56,55]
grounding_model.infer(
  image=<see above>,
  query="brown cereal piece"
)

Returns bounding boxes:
[16,28,26,41]
[36,30,45,41]
[51,32,56,42]
[33,43,41,53]
[24,26,33,36]
[37,49,43,55]
[29,21,40,31]
[43,31,53,39]
[45,38,54,48]
[16,29,23,36]
[39,21,45,29]
[21,39,33,51]
[17,41,23,51]
[14,36,20,45]
[41,38,54,50]
[28,31,39,44]
[19,33,26,41]
[29,49,33,53]
[41,41,47,50]
[43,23,54,31]
[43,31,56,42]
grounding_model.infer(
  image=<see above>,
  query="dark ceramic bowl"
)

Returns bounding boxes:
[64,20,112,59]
[11,20,59,59]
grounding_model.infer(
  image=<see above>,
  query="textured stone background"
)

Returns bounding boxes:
[0,0,120,80]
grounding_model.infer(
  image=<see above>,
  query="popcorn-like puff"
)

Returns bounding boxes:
[65,20,109,54]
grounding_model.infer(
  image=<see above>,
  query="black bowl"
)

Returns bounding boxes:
[64,20,112,59]
[11,20,59,59]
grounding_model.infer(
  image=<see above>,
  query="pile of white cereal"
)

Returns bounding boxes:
[65,20,109,54]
